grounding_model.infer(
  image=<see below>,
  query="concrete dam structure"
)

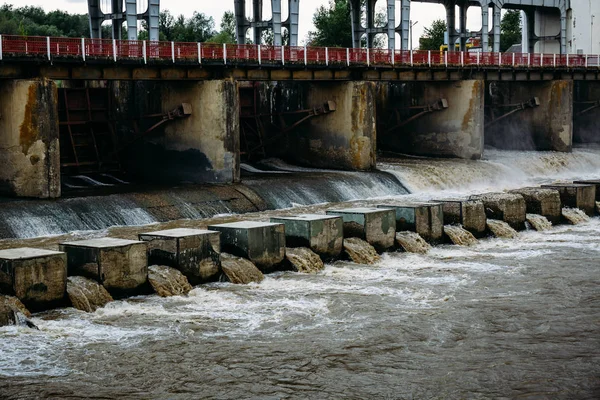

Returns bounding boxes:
[2,1,600,393]
[2,35,600,199]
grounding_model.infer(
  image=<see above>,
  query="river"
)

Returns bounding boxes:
[1,147,599,399]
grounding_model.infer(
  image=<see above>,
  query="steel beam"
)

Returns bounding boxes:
[400,0,411,50]
[125,0,137,40]
[88,0,103,39]
[284,0,300,46]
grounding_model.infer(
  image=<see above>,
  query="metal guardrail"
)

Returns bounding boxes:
[0,34,598,69]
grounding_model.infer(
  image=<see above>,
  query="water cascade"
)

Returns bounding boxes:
[486,220,519,239]
[66,276,113,312]
[562,208,591,225]
[220,254,265,284]
[148,265,193,297]
[526,214,553,231]
[443,225,478,246]
[342,237,380,264]
[284,248,325,273]
[395,231,432,253]
[243,160,408,209]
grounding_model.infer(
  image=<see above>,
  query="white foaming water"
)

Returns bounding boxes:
[380,146,600,196]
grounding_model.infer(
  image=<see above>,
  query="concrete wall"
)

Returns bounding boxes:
[378,80,484,160]
[293,81,376,171]
[486,80,573,152]
[122,80,240,183]
[0,79,60,198]
[573,81,600,143]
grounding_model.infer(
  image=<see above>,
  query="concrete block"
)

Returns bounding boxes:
[433,198,487,237]
[469,193,527,230]
[207,221,285,272]
[509,187,562,224]
[59,238,148,296]
[541,183,596,216]
[0,248,66,311]
[270,214,343,260]
[574,180,600,201]
[376,203,443,243]
[138,228,221,284]
[326,208,396,252]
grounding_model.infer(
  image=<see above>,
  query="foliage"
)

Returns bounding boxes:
[418,19,447,51]
[207,11,236,43]
[306,0,385,48]
[500,10,522,52]
[0,4,88,37]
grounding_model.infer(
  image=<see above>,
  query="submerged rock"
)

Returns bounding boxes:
[285,247,325,273]
[220,253,264,284]
[562,208,590,225]
[443,225,478,246]
[67,276,113,313]
[395,231,432,254]
[148,265,193,297]
[487,219,519,239]
[343,237,380,265]
[526,214,553,231]
[0,295,37,329]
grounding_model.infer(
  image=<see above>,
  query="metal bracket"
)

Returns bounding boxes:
[384,99,448,134]
[485,97,540,128]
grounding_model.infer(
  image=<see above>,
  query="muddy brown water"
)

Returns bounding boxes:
[2,148,600,398]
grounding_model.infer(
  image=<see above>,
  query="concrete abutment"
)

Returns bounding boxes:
[0,79,60,198]
[485,80,573,152]
[377,80,485,160]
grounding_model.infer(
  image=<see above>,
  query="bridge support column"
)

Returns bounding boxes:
[125,80,240,184]
[291,81,376,171]
[378,80,485,160]
[573,81,600,143]
[0,79,60,198]
[485,80,573,152]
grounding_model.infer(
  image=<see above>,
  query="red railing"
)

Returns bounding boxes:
[0,34,598,70]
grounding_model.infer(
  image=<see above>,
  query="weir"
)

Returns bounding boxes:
[0,178,598,319]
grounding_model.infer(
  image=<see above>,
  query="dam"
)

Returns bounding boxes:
[1,0,600,398]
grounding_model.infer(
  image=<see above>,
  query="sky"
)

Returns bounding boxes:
[2,0,486,48]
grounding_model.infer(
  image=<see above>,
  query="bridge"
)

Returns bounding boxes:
[1,1,599,200]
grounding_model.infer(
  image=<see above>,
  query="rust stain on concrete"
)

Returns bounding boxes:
[19,83,39,155]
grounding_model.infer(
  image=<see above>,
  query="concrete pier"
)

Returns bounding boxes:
[470,193,527,230]
[270,215,343,260]
[433,198,487,237]
[0,79,60,198]
[574,180,600,202]
[296,81,376,170]
[326,208,396,252]
[207,221,285,272]
[0,248,66,311]
[378,80,485,160]
[377,203,444,243]
[573,81,600,143]
[59,238,148,296]
[126,79,240,184]
[139,228,221,284]
[509,187,562,224]
[485,80,573,152]
[541,183,596,216]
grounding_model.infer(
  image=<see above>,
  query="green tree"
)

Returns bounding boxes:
[307,0,352,47]
[500,10,522,52]
[419,19,446,50]
[207,11,236,43]
[307,0,385,48]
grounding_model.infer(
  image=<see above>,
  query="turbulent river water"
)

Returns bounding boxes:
[1,147,600,399]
